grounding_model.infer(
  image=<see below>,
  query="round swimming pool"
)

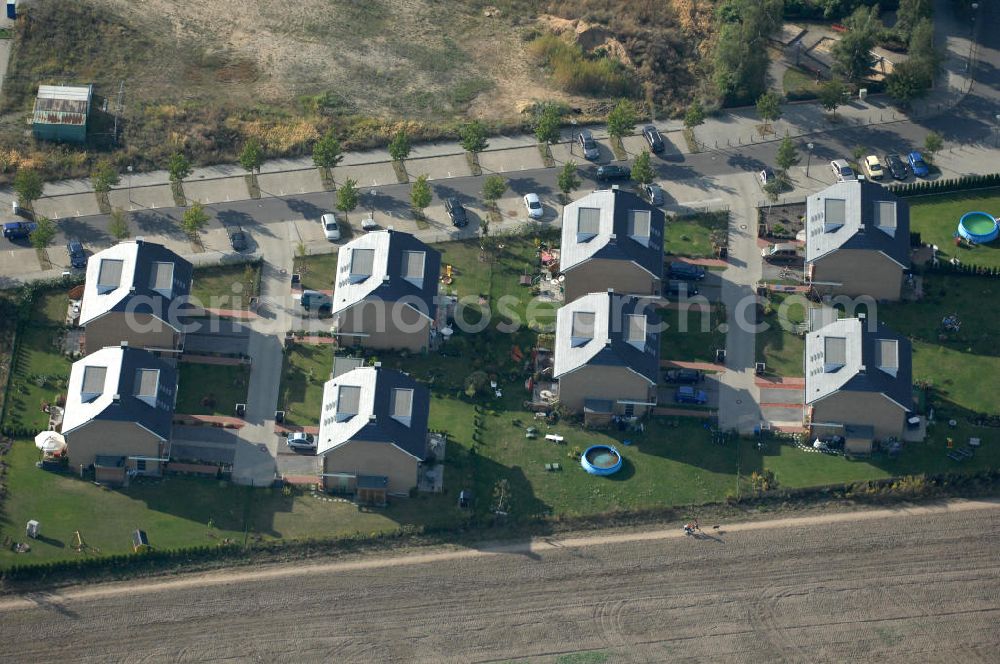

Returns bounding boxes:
[958,211,999,243]
[580,445,623,476]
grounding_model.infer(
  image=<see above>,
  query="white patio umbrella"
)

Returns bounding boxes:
[34,431,67,453]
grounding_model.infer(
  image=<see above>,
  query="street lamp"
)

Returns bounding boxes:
[995,114,1000,148]
[369,188,377,213]
[805,142,814,178]
[127,164,133,204]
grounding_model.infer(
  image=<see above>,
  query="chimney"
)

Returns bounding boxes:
[374,361,382,368]
[383,275,391,283]
[136,236,145,243]
[608,233,617,243]
[112,393,121,402]
[121,341,129,347]
[369,415,377,422]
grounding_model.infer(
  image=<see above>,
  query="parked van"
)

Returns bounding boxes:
[300,290,331,311]
[761,243,800,264]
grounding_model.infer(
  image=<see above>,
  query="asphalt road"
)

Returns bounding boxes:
[1,501,998,663]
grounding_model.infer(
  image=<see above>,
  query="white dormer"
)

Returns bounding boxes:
[80,365,107,403]
[627,209,651,248]
[96,259,124,295]
[391,387,413,426]
[576,207,600,243]
[873,200,897,237]
[625,314,646,351]
[824,198,846,232]
[335,385,361,422]
[349,248,375,284]
[823,336,847,372]
[134,368,160,408]
[401,250,425,288]
[150,262,174,298]
[876,338,899,377]
[571,311,595,348]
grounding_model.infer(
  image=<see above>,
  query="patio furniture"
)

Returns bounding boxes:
[545,434,564,443]
[544,463,553,471]
[969,437,981,447]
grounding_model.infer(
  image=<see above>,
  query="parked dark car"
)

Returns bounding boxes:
[642,125,665,153]
[3,221,37,240]
[578,129,600,160]
[664,368,703,384]
[665,279,699,297]
[885,154,908,180]
[674,386,708,405]
[596,164,631,181]
[228,228,248,252]
[668,261,706,281]
[66,239,87,269]
[445,197,468,227]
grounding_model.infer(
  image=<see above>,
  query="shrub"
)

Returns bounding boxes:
[527,33,636,97]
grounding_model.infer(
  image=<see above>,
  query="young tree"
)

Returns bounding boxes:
[711,0,783,104]
[923,131,943,161]
[831,6,879,83]
[851,144,867,163]
[108,207,130,241]
[886,59,933,106]
[239,138,265,175]
[167,152,192,184]
[606,99,636,139]
[557,161,580,198]
[482,174,508,206]
[534,104,562,145]
[896,0,932,42]
[181,201,210,237]
[775,137,799,173]
[631,150,656,185]
[13,168,43,208]
[29,216,56,250]
[312,130,343,170]
[459,120,489,154]
[817,79,847,118]
[388,129,411,163]
[684,101,705,129]
[755,92,782,133]
[410,174,432,213]
[91,158,120,194]
[337,177,359,213]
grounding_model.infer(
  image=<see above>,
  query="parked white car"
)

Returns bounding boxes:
[830,159,857,182]
[321,213,341,241]
[523,193,543,219]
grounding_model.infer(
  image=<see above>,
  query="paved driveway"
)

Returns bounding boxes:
[170,426,239,465]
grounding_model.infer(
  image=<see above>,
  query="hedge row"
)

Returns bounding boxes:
[888,173,1000,197]
[4,468,999,587]
[924,260,1000,279]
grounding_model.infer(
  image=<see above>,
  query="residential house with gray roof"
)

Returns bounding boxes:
[62,345,178,483]
[553,291,660,423]
[331,230,441,353]
[79,239,193,355]
[805,181,910,301]
[559,189,664,303]
[805,317,912,452]
[317,365,431,502]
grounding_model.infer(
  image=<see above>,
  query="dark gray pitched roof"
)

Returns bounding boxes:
[377,231,441,318]
[94,347,177,440]
[841,322,913,409]
[587,294,661,384]
[353,368,430,459]
[594,190,665,278]
[116,241,194,321]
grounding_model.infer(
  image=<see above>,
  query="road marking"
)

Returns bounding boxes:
[0,499,995,612]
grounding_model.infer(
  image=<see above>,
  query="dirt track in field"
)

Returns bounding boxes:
[2,501,999,663]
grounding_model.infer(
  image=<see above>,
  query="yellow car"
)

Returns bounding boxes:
[863,155,884,180]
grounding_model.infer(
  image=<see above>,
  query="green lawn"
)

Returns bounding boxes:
[879,274,1000,414]
[277,343,334,426]
[659,305,726,363]
[0,440,461,567]
[909,189,1000,268]
[294,253,339,292]
[30,290,69,327]
[665,211,728,258]
[175,363,251,416]
[4,327,71,433]
[756,293,809,377]
[782,67,822,99]
[191,263,259,310]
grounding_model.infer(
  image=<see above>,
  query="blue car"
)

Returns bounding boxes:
[674,386,708,405]
[908,151,929,178]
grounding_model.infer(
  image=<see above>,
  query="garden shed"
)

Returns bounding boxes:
[32,84,92,143]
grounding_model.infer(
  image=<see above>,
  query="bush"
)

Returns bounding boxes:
[887,173,1000,198]
[527,33,636,97]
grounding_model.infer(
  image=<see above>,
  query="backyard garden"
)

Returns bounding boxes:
[908,189,1000,269]
[659,304,726,364]
[755,291,809,378]
[175,362,251,417]
[664,211,729,259]
[190,261,261,310]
